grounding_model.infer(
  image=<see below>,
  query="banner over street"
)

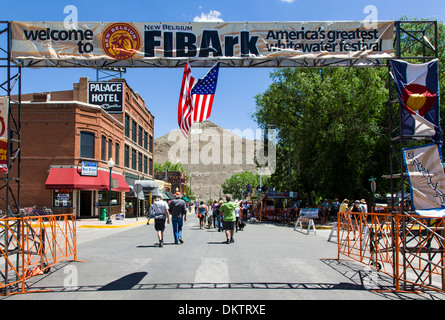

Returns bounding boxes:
[11,21,394,68]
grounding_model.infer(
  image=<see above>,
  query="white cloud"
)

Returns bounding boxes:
[281,0,295,3]
[193,10,224,22]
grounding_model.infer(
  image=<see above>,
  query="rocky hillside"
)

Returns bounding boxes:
[154,121,263,201]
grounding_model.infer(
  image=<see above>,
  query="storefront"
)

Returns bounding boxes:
[45,165,129,218]
[125,178,162,218]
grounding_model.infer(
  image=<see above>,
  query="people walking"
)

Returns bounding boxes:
[339,199,349,212]
[212,200,218,228]
[360,199,368,213]
[331,198,340,221]
[169,192,187,245]
[198,201,207,229]
[219,194,242,244]
[216,200,223,232]
[151,195,170,247]
[235,206,240,232]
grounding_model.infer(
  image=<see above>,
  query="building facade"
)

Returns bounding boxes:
[154,170,188,195]
[16,77,155,219]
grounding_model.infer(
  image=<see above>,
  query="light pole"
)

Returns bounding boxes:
[106,157,114,225]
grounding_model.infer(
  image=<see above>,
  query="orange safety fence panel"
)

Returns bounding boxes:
[337,211,445,293]
[1,213,79,296]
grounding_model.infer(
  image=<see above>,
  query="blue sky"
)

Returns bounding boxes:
[2,0,444,138]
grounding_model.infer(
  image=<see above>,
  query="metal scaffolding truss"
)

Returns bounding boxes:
[0,20,442,294]
[388,20,439,212]
[0,21,21,216]
[388,20,441,292]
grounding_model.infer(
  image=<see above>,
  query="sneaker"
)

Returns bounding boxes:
[159,240,163,247]
[230,238,234,243]
[226,239,230,244]
[179,238,184,244]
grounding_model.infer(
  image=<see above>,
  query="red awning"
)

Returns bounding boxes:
[45,168,129,192]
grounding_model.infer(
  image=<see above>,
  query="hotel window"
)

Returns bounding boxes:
[101,135,107,161]
[80,131,95,159]
[144,131,148,149]
[132,120,137,142]
[144,155,148,174]
[124,145,129,168]
[138,152,142,172]
[149,158,153,175]
[149,135,153,153]
[108,139,112,162]
[115,143,120,166]
[138,126,143,146]
[125,114,130,137]
[131,148,137,170]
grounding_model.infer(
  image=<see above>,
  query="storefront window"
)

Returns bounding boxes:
[53,189,73,207]
[97,191,120,206]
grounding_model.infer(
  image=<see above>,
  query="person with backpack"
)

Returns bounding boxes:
[198,201,207,229]
[151,195,170,247]
[169,192,187,245]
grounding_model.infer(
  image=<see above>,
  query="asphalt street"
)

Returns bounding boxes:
[2,214,444,301]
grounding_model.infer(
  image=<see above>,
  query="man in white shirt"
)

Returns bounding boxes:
[151,195,170,247]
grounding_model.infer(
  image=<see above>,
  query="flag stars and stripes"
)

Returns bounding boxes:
[178,62,220,138]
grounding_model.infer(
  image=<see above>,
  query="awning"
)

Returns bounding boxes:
[160,191,171,200]
[183,196,190,202]
[132,180,161,200]
[45,168,129,192]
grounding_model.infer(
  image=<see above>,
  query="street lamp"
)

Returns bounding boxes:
[106,157,115,225]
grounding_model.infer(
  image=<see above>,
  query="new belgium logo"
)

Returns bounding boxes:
[101,23,141,60]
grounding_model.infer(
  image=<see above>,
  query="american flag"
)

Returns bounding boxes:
[178,62,220,138]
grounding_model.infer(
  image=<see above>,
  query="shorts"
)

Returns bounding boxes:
[155,218,166,231]
[222,221,235,231]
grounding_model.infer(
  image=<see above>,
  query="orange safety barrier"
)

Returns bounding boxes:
[337,211,445,293]
[1,213,80,296]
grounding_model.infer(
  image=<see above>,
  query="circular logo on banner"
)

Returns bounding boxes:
[101,23,141,60]
[402,84,437,116]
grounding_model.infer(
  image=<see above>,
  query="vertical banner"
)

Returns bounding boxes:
[390,59,442,144]
[403,143,445,217]
[0,97,8,174]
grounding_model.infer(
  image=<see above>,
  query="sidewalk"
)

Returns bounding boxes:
[76,217,149,228]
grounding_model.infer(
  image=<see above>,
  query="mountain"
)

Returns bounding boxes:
[154,121,263,201]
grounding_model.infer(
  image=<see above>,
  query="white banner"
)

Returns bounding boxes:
[11,21,394,68]
[403,144,445,217]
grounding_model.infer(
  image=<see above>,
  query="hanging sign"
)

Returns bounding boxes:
[10,21,394,68]
[88,81,123,113]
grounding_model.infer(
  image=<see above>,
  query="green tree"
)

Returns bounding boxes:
[253,67,389,204]
[221,171,268,199]
[154,160,187,173]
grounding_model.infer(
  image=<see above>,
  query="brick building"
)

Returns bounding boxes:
[15,77,155,219]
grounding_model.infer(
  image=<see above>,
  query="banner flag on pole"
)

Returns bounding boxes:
[403,143,445,217]
[178,62,220,138]
[390,59,442,144]
[0,97,8,174]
